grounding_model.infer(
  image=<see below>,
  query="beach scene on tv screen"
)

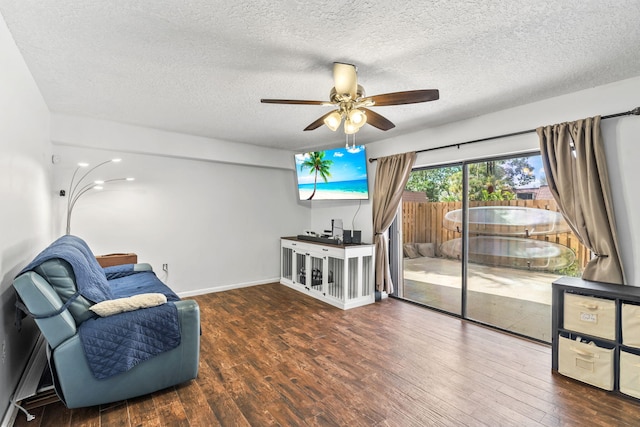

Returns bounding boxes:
[295,146,369,200]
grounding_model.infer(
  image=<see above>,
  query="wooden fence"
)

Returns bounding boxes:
[402,199,590,272]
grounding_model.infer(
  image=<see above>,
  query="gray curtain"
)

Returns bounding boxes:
[373,152,417,294]
[537,116,625,284]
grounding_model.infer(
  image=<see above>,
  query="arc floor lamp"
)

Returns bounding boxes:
[65,158,134,235]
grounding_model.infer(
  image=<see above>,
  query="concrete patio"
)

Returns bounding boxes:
[402,256,566,342]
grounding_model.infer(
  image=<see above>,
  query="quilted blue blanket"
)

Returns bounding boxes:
[78,303,180,379]
[84,262,182,379]
[107,269,181,302]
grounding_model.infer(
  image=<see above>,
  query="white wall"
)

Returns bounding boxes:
[51,113,293,170]
[51,136,310,296]
[0,13,52,422]
[317,75,640,285]
[309,199,373,242]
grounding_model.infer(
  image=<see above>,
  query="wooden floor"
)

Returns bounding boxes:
[14,283,640,426]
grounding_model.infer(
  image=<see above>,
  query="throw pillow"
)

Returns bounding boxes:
[90,293,167,317]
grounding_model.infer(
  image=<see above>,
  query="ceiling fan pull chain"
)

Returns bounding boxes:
[345,133,357,150]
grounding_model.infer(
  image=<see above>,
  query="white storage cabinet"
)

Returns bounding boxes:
[280,237,375,310]
[552,276,640,400]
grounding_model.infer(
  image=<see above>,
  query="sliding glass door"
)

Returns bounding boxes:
[399,154,587,342]
[400,165,463,315]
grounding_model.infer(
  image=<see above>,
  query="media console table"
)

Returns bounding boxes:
[280,237,375,310]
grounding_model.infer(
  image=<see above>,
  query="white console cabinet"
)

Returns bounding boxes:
[280,237,375,310]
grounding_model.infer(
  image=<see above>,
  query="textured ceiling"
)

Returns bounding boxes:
[2,0,640,151]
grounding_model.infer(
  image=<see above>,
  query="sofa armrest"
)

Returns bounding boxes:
[175,299,200,347]
[105,263,152,272]
[13,272,77,348]
[175,299,200,382]
[134,262,153,272]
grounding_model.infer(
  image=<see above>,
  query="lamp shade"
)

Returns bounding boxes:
[324,111,342,131]
[344,118,358,134]
[348,108,367,127]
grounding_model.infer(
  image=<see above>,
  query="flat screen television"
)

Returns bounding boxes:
[294,145,369,201]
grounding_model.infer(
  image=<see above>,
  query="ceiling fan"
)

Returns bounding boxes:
[261,62,439,136]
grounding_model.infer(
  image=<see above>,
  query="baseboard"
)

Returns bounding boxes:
[177,277,280,298]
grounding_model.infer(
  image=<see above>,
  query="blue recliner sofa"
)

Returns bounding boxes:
[13,235,200,408]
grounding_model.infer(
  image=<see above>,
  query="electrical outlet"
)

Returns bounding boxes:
[162,263,168,272]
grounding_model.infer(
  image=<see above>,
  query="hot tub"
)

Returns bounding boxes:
[439,236,575,270]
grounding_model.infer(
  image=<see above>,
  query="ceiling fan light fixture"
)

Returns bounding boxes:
[262,62,438,135]
[324,110,342,131]
[348,108,367,128]
[344,118,358,135]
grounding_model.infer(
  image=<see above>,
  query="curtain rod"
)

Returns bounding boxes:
[368,106,640,163]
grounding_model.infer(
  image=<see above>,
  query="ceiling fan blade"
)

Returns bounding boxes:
[261,99,328,105]
[368,89,440,106]
[304,111,335,131]
[333,62,357,99]
[361,108,395,131]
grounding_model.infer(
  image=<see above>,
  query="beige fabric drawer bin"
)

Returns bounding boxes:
[558,335,614,390]
[622,303,640,348]
[620,351,640,399]
[563,293,616,340]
